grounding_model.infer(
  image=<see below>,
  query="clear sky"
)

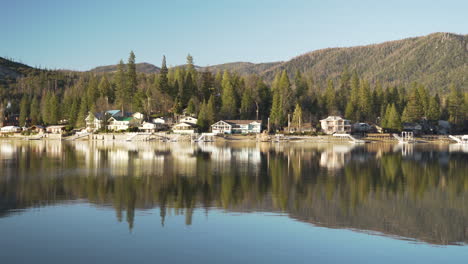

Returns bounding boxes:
[2,0,467,71]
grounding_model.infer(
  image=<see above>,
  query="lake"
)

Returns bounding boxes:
[1,140,468,263]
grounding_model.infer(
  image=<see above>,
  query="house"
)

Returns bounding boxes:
[30,125,45,133]
[352,122,373,133]
[107,116,138,131]
[85,110,123,131]
[320,116,351,134]
[173,122,197,134]
[46,125,66,134]
[211,120,262,134]
[0,126,22,133]
[1,114,20,127]
[151,117,171,130]
[179,116,198,125]
[402,122,422,135]
[132,112,144,120]
[138,121,166,133]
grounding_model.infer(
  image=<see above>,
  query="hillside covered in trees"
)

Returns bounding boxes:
[0,32,467,132]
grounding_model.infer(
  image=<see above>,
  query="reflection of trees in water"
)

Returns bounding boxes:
[1,141,468,244]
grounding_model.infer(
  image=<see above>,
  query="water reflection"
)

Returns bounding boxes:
[0,140,468,245]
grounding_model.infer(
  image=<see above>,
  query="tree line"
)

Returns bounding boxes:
[1,52,467,132]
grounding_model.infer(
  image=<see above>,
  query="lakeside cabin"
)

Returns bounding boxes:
[0,126,22,133]
[46,125,66,134]
[173,122,197,134]
[320,116,351,134]
[211,120,262,134]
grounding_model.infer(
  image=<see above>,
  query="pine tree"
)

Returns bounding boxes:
[98,75,113,103]
[294,70,307,99]
[382,104,401,131]
[426,95,441,121]
[87,75,99,109]
[30,97,40,125]
[279,70,293,114]
[325,79,337,114]
[291,103,303,131]
[127,51,137,95]
[18,96,29,126]
[240,89,253,119]
[206,95,216,125]
[196,101,209,132]
[182,72,194,106]
[269,87,283,129]
[115,60,128,113]
[186,97,197,116]
[417,84,430,117]
[345,72,360,121]
[159,55,169,94]
[447,84,464,125]
[358,79,372,121]
[387,104,401,131]
[76,97,88,127]
[402,87,423,122]
[48,93,59,124]
[220,71,237,119]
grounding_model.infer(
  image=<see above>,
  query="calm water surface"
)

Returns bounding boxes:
[1,140,468,263]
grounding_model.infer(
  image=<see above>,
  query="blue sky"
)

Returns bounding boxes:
[2,0,467,70]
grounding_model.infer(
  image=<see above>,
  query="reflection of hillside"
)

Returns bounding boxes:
[1,141,468,245]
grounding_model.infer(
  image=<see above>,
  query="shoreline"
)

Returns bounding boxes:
[0,133,458,144]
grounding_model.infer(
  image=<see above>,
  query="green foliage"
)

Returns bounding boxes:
[19,96,29,126]
[447,84,464,125]
[220,71,237,119]
[382,104,401,131]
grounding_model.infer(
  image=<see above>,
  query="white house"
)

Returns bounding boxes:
[0,126,22,133]
[153,117,166,124]
[85,110,123,131]
[173,122,197,134]
[179,116,197,125]
[133,112,144,120]
[46,125,66,134]
[320,116,351,134]
[211,120,262,134]
[107,117,138,131]
[138,122,164,133]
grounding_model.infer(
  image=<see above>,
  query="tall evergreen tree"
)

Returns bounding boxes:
[447,84,464,125]
[240,89,254,119]
[98,75,113,103]
[115,60,128,113]
[159,55,169,95]
[30,97,40,125]
[358,79,372,121]
[291,103,303,131]
[325,79,337,115]
[196,101,209,132]
[402,87,423,123]
[426,95,441,121]
[206,95,216,125]
[345,72,360,121]
[127,51,138,95]
[19,96,29,126]
[220,71,237,119]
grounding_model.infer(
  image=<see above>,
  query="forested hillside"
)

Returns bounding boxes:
[0,32,467,131]
[90,62,160,74]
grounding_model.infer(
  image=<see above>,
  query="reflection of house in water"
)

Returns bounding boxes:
[319,145,354,170]
[449,144,468,154]
[0,143,16,159]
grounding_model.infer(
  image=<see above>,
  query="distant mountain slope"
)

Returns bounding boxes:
[0,57,39,85]
[201,61,282,75]
[89,62,161,73]
[261,32,467,92]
